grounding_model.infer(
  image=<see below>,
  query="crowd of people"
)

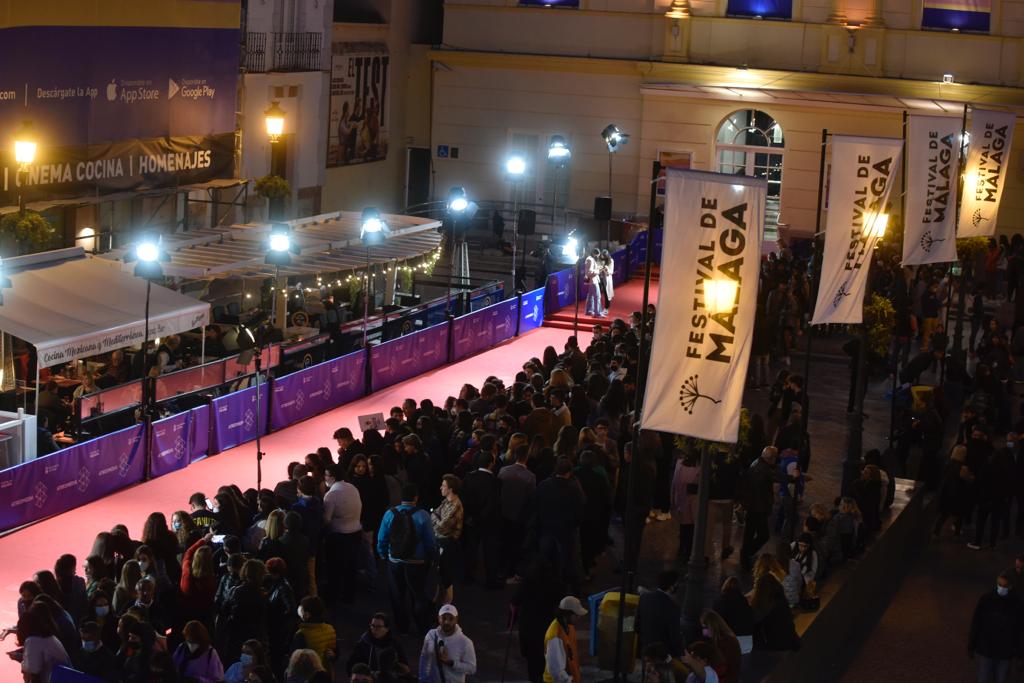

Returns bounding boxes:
[23,229,1024,682]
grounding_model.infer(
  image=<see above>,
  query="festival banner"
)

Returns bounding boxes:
[811,135,902,325]
[371,323,448,392]
[149,411,191,478]
[190,405,211,463]
[903,115,960,265]
[957,109,1016,237]
[270,350,367,430]
[327,42,390,167]
[640,170,766,443]
[211,384,268,454]
[0,424,144,533]
[519,287,546,334]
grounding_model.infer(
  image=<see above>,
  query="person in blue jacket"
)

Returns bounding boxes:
[377,482,436,634]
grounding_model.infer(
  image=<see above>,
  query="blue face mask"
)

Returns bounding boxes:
[82,641,100,653]
[998,585,1010,597]
[240,653,254,666]
[172,520,182,532]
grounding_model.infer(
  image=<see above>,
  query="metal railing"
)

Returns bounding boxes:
[245,32,324,73]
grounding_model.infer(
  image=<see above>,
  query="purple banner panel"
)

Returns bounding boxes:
[190,405,210,463]
[211,384,269,454]
[519,287,546,334]
[612,248,628,286]
[371,324,448,393]
[453,299,518,362]
[270,350,367,431]
[149,412,191,479]
[0,424,145,533]
[546,268,576,313]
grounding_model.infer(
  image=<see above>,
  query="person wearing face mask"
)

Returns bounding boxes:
[224,639,271,683]
[968,573,1022,682]
[172,620,225,683]
[418,604,477,683]
[87,590,119,651]
[74,621,119,681]
[132,576,166,635]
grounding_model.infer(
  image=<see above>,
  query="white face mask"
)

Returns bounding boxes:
[139,561,151,572]
[297,607,305,620]
[997,585,1010,597]
[186,641,200,653]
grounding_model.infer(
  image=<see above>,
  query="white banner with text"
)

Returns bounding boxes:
[904,115,960,265]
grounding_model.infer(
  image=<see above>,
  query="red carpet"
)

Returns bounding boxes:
[0,323,592,672]
[544,277,660,330]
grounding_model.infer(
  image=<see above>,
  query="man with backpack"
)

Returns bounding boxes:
[377,483,437,634]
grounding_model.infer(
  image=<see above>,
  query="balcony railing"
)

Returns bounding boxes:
[245,32,324,73]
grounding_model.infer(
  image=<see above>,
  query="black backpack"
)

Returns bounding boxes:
[388,507,419,560]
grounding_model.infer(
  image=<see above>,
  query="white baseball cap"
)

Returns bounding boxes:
[438,604,459,618]
[559,596,587,616]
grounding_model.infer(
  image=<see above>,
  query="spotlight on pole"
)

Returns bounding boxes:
[124,231,168,278]
[561,232,580,261]
[360,207,388,246]
[265,222,299,266]
[447,186,470,214]
[601,124,629,153]
[505,154,527,178]
[547,135,571,165]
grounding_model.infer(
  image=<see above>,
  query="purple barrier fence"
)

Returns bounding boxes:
[371,323,449,393]
[211,384,269,454]
[190,405,210,462]
[149,412,191,478]
[546,268,576,313]
[453,298,518,362]
[0,424,145,533]
[271,350,367,431]
[519,287,546,334]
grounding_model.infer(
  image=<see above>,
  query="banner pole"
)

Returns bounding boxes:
[951,104,971,363]
[611,160,660,683]
[801,128,829,432]
[893,113,908,445]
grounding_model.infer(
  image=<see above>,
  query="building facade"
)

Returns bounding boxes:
[428,0,1024,239]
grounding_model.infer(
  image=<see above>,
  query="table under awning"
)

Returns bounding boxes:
[0,247,209,369]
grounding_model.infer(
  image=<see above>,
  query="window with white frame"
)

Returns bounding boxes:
[716,109,784,200]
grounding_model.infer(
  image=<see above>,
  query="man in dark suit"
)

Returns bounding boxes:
[462,450,503,588]
[635,570,682,658]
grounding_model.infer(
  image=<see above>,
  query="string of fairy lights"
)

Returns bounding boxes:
[264,246,443,298]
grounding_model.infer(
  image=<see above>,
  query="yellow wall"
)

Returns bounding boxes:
[429,52,1024,237]
[0,0,240,29]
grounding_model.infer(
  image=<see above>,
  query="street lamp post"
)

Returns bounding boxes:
[682,278,739,628]
[264,101,287,220]
[506,154,527,292]
[13,121,37,217]
[843,212,889,494]
[360,207,389,348]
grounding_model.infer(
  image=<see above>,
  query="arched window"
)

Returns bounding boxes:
[716,109,784,235]
[716,109,784,200]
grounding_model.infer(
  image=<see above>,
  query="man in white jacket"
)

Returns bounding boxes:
[419,604,477,683]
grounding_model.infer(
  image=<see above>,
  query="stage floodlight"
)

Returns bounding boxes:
[505,154,527,178]
[548,135,571,163]
[601,124,629,153]
[447,186,470,213]
[360,207,388,246]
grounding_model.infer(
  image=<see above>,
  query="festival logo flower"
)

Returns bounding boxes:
[678,374,722,415]
[919,230,945,253]
[832,283,852,310]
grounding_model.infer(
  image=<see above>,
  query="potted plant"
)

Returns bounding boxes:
[254,174,290,220]
[0,210,55,256]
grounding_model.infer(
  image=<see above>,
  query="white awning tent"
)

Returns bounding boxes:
[0,247,210,369]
